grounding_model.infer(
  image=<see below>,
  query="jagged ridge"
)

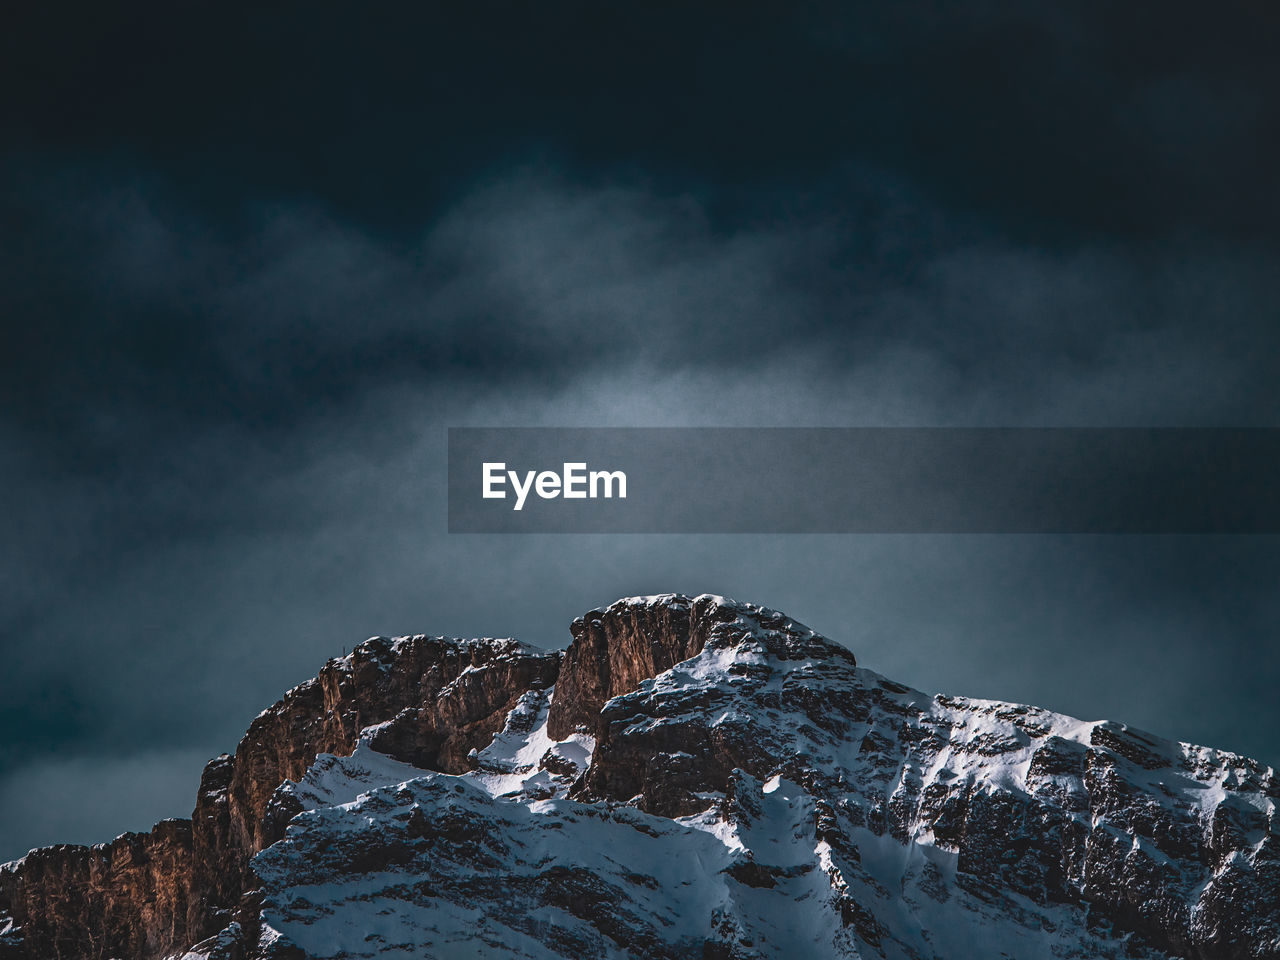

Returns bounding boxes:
[1,595,1276,960]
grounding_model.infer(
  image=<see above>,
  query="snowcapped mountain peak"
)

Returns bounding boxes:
[1,594,1276,960]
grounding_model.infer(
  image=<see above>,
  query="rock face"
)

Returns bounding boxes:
[1,594,1277,960]
[0,822,192,960]
[0,634,560,960]
[546,594,720,739]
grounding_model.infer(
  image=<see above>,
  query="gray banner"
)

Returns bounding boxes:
[447,428,1280,533]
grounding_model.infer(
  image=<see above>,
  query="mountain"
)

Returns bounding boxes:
[1,594,1276,959]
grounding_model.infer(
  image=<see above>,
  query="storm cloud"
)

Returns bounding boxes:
[1,1,1278,860]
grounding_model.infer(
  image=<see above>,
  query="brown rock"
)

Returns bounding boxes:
[0,634,559,959]
[0,820,192,960]
[547,594,733,740]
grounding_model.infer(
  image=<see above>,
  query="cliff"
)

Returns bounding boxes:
[0,634,559,959]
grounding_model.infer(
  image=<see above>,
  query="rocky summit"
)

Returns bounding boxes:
[1,594,1277,960]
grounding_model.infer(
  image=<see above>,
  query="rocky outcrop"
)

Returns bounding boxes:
[3,595,1278,960]
[547,593,744,739]
[0,820,193,960]
[569,595,855,816]
[0,635,560,960]
[213,635,559,905]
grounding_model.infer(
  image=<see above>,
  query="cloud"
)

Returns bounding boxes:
[2,142,1279,860]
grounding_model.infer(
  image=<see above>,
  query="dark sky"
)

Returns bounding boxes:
[2,2,1278,861]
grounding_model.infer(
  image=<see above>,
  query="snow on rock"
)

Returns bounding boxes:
[2,595,1277,960]
[237,596,1278,960]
